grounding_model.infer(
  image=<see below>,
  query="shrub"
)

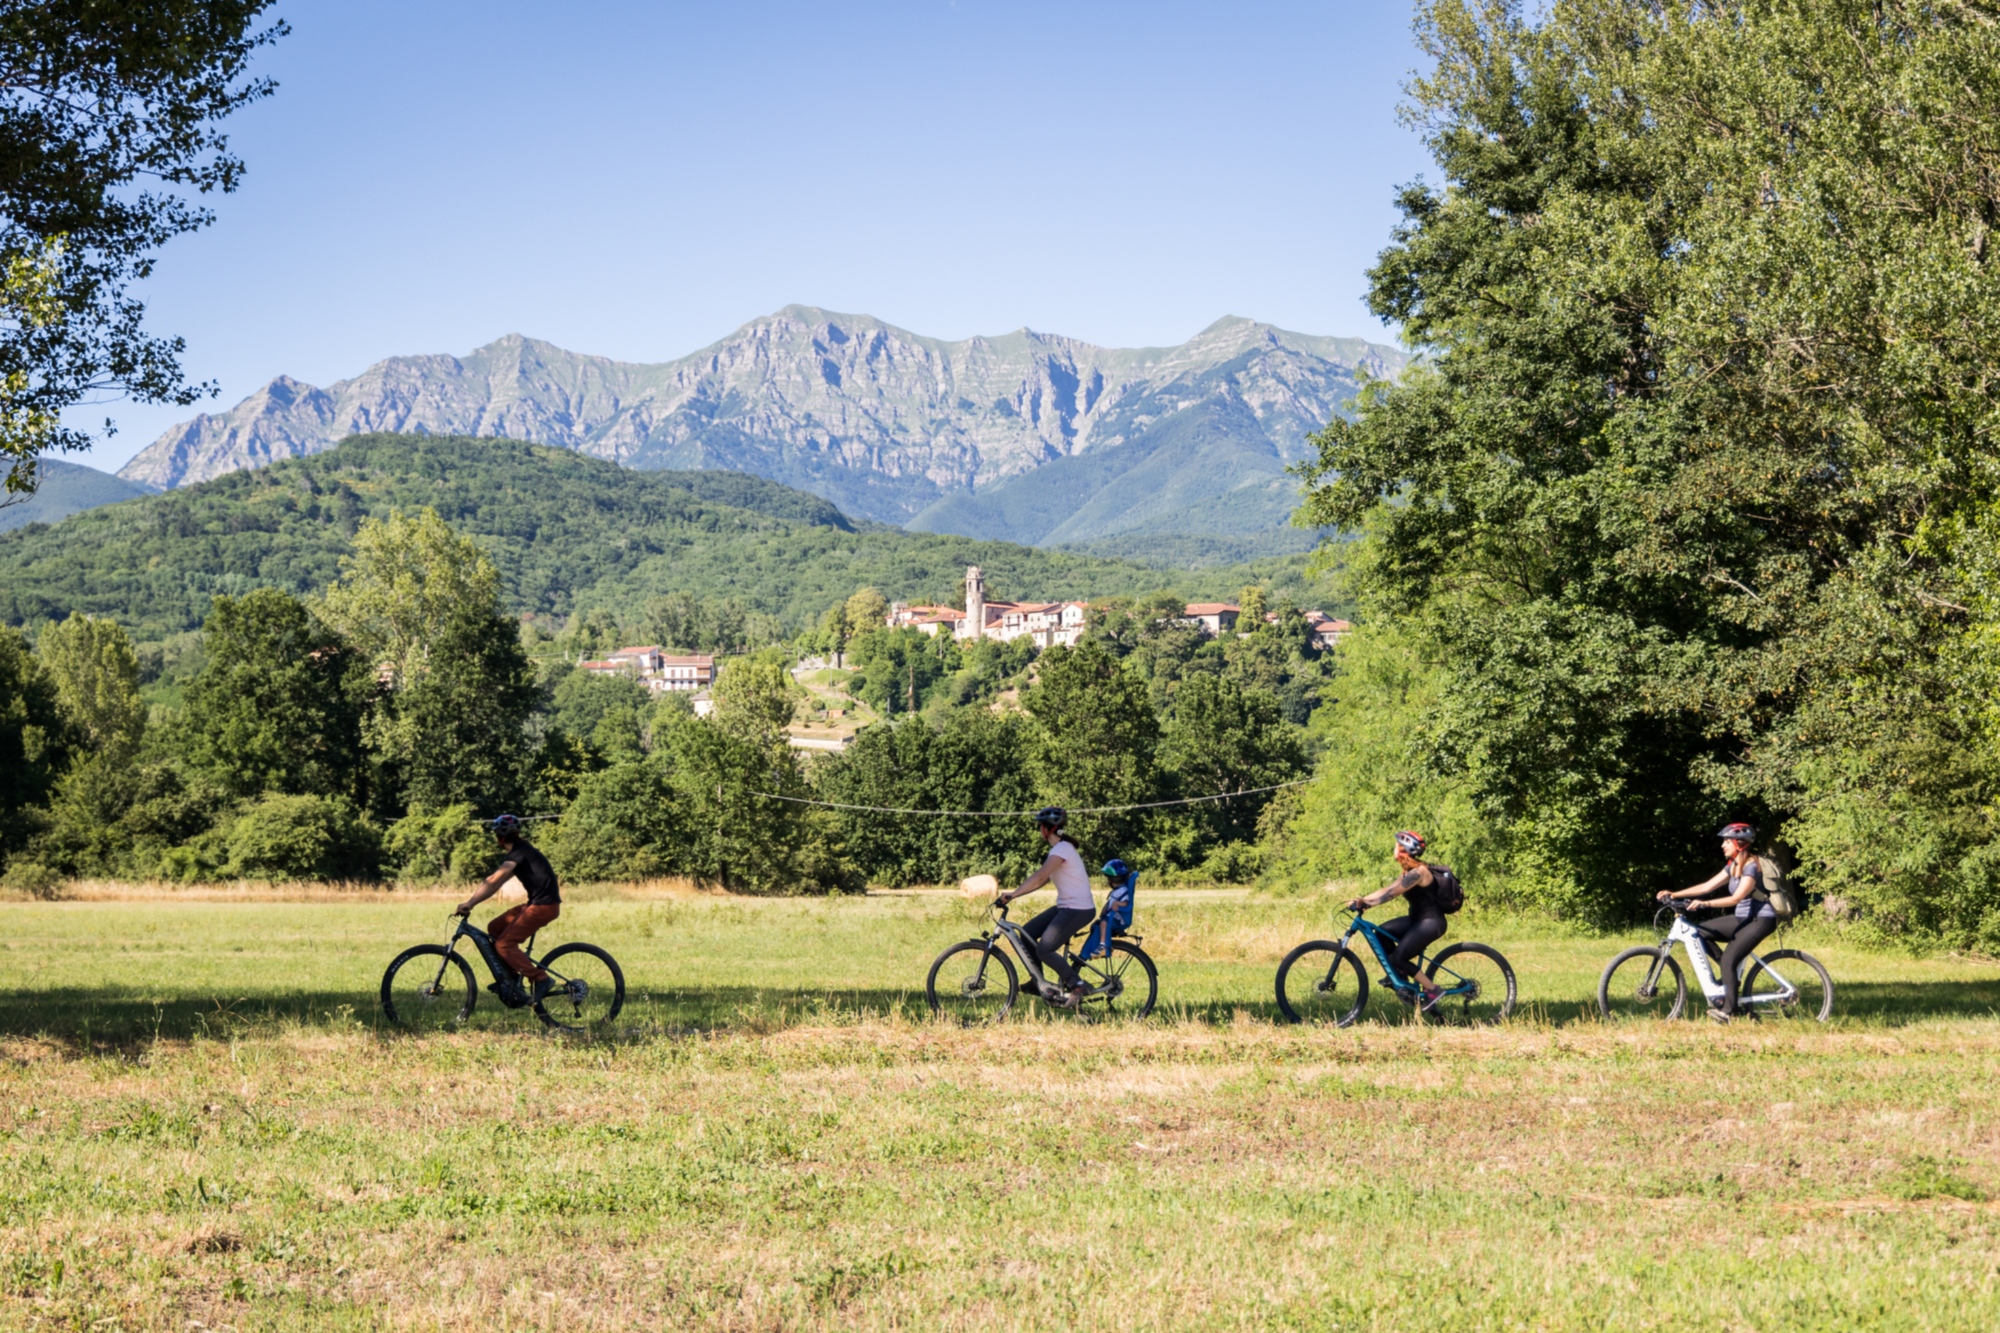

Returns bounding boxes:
[547,759,687,882]
[383,803,498,883]
[1,860,64,899]
[222,794,380,882]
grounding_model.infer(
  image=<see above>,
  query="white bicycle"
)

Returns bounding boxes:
[1597,899,1834,1022]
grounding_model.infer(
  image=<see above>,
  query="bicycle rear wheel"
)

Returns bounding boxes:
[381,945,476,1032]
[927,941,1018,1024]
[1598,946,1686,1021]
[1742,948,1834,1023]
[1076,940,1157,1019]
[534,943,625,1032]
[1424,943,1516,1025]
[1274,941,1369,1026]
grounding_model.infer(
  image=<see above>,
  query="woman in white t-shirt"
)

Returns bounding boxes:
[996,806,1096,1007]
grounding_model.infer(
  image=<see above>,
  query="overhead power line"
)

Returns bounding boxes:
[752,780,1312,818]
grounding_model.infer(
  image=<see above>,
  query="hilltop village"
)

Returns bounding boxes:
[568,566,1348,732]
[888,565,1348,652]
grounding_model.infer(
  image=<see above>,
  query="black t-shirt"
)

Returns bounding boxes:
[1394,863,1441,917]
[498,838,560,906]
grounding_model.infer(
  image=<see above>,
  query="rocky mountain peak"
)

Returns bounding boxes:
[119,308,1404,549]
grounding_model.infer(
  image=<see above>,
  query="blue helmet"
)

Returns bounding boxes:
[489,813,523,839]
[1101,858,1133,883]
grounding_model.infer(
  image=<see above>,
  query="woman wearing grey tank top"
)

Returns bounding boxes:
[1656,822,1776,1022]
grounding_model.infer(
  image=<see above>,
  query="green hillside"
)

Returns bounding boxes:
[0,458,152,533]
[0,434,1335,639]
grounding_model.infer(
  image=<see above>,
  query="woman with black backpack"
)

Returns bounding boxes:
[1346,830,1459,1011]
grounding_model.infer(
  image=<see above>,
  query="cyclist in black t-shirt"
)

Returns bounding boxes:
[1345,830,1448,1008]
[456,814,562,1003]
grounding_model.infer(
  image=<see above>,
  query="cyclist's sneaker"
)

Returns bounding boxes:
[1418,985,1446,1013]
[487,980,530,1009]
[530,977,555,1004]
[1707,1005,1731,1024]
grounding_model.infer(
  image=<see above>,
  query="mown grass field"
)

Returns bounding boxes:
[3,886,1999,1330]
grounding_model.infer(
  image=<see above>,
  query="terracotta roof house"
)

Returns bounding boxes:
[1183,602,1241,636]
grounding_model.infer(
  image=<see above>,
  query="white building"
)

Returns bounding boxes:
[948,566,1085,648]
[586,645,717,692]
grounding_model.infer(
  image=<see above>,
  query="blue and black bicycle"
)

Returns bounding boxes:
[1274,910,1516,1026]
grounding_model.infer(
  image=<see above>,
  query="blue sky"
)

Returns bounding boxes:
[71,0,1431,474]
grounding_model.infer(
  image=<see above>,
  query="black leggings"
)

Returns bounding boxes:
[1380,910,1447,984]
[1700,913,1777,1015]
[1022,905,1095,989]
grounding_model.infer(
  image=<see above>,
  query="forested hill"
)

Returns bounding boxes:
[0,434,1308,639]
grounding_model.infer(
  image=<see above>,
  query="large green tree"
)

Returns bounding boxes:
[1156,673,1308,851]
[37,611,143,758]
[1299,0,2000,928]
[322,508,536,814]
[0,2,286,494]
[1022,639,1161,859]
[177,589,368,802]
[0,625,68,858]
[816,709,1041,887]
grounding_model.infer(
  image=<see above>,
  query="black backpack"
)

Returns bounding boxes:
[1429,864,1465,914]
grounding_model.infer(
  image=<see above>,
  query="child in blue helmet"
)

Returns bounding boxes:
[1077,859,1136,961]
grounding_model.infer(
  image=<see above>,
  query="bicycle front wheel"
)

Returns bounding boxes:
[927,941,1018,1024]
[1598,946,1686,1021]
[1743,948,1834,1023]
[1424,943,1516,1025]
[381,945,476,1032]
[1274,941,1369,1026]
[534,943,625,1032]
[1076,940,1157,1019]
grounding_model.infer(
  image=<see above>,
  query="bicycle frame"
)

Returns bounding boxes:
[974,905,1116,997]
[1655,913,1799,1007]
[989,908,1058,991]
[1339,913,1477,1000]
[432,917,537,991]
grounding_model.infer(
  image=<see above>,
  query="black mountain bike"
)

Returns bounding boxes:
[380,913,625,1034]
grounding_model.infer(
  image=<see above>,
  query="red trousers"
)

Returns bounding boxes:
[488,903,560,981]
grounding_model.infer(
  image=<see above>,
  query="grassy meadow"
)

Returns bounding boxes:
[3,885,1999,1329]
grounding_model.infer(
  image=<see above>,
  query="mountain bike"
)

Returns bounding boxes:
[927,901,1157,1024]
[380,913,625,1034]
[1598,900,1833,1022]
[1274,910,1516,1026]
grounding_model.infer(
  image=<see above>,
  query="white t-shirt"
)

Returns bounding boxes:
[1044,840,1095,911]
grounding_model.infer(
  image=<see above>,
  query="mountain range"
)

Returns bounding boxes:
[120,307,1403,554]
[3,434,1330,641]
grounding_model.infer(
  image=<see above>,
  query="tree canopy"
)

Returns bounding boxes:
[0,1,286,493]
[1299,0,2000,934]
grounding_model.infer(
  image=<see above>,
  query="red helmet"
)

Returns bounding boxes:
[1394,830,1428,857]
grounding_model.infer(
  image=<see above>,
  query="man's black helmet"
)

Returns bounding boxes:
[1034,806,1067,832]
[490,813,523,838]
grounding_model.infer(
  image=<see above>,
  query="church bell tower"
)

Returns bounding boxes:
[963,565,985,641]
